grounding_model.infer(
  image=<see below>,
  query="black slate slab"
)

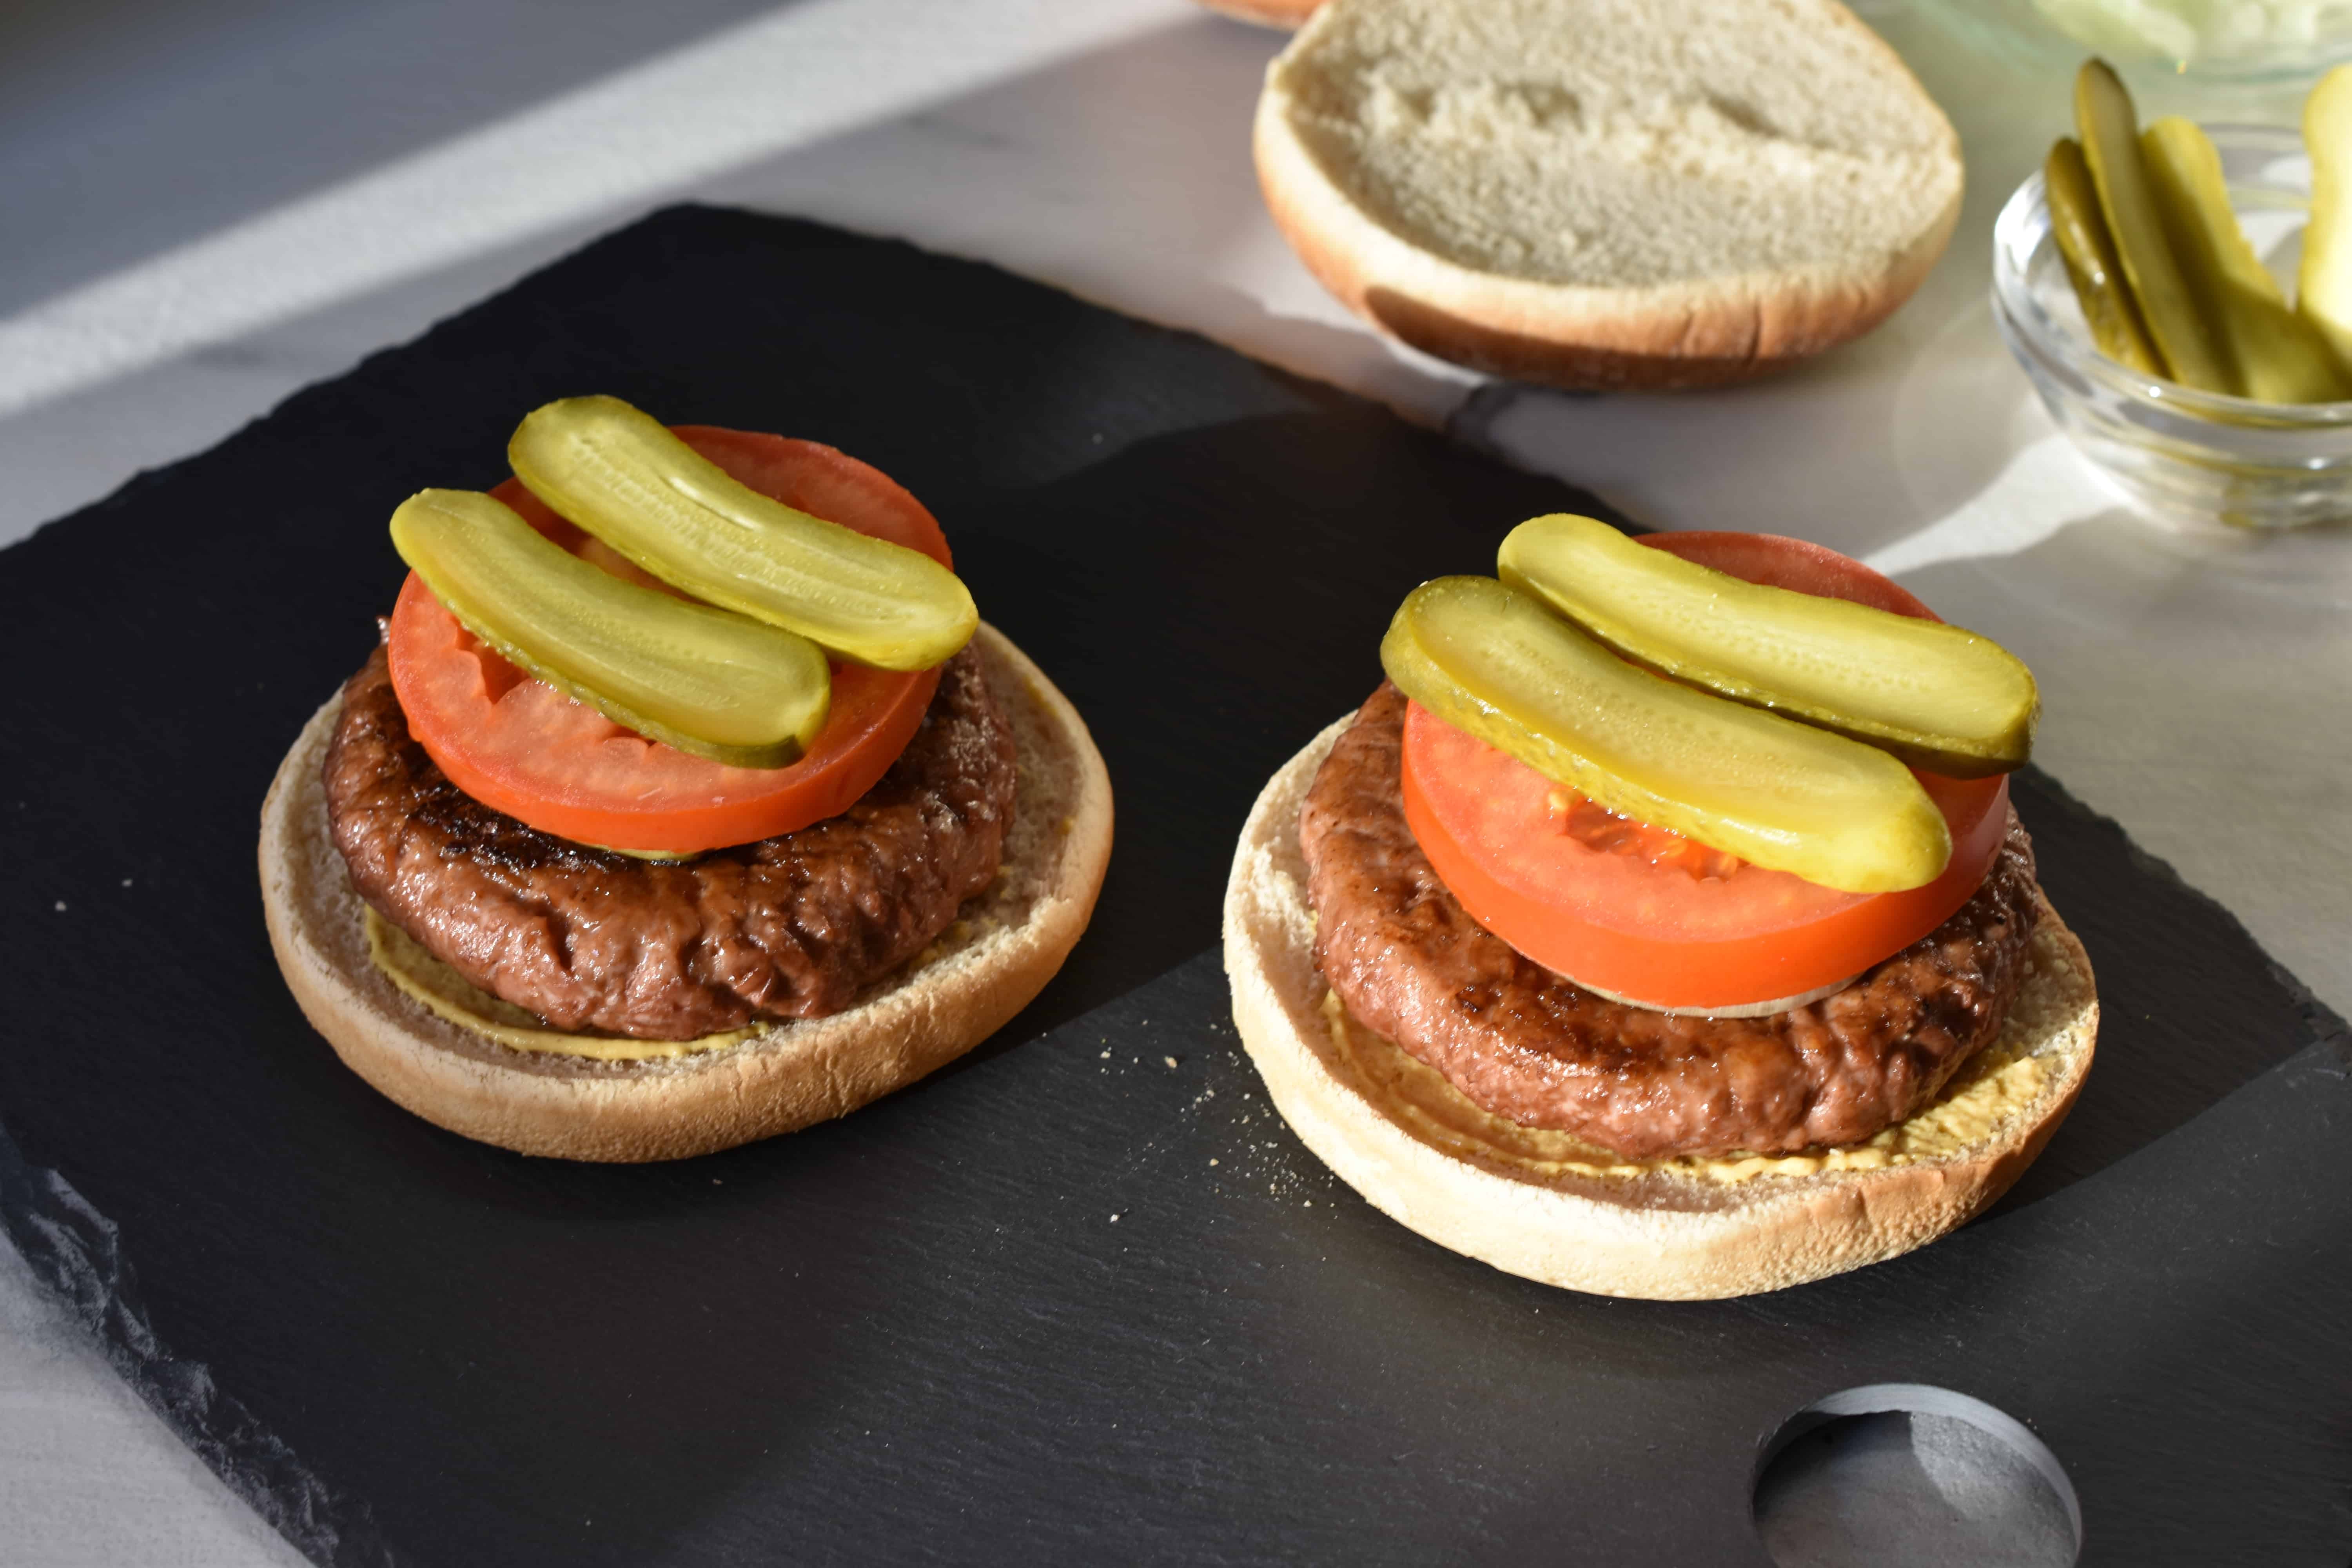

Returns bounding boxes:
[0,207,2346,1567]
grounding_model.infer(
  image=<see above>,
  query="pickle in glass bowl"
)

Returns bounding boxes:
[2046,136,2166,378]
[2141,115,2352,403]
[2076,59,2238,394]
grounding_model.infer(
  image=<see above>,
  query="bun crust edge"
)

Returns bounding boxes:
[1221,718,2098,1300]
[1196,0,1323,27]
[261,623,1113,1163]
[1250,6,1964,391]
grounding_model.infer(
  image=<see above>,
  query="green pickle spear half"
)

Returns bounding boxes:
[2076,59,2237,394]
[509,396,976,671]
[2300,64,2352,373]
[1380,576,1953,895]
[2045,137,2167,378]
[1497,514,2037,778]
[390,488,831,769]
[2140,116,2352,404]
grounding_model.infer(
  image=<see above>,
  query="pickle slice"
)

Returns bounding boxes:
[2076,59,2237,394]
[2141,117,2352,404]
[2301,64,2352,374]
[1497,514,2037,777]
[508,397,976,671]
[1380,576,1953,895]
[2046,137,2166,378]
[390,488,831,769]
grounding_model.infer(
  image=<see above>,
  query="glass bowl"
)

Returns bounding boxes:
[1911,0,2352,86]
[1993,122,2352,530]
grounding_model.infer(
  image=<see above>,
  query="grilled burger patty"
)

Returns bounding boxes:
[1301,684,2040,1160]
[323,643,1016,1040]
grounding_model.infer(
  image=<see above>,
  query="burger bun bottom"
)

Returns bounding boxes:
[261,623,1112,1163]
[1222,718,2098,1300]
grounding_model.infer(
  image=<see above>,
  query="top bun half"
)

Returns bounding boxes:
[1254,0,1964,388]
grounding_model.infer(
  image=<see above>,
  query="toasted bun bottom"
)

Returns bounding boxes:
[1221,719,2099,1300]
[261,623,1113,1162]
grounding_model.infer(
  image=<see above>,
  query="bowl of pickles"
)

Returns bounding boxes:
[1994,61,2352,530]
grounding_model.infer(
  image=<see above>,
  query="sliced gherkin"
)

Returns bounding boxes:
[2076,59,2236,394]
[2046,136,2166,378]
[2301,64,2352,374]
[2140,116,2352,404]
[390,488,831,769]
[1379,576,1952,895]
[508,396,976,671]
[1497,514,2039,778]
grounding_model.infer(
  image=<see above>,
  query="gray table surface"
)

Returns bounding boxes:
[4,1,2345,1561]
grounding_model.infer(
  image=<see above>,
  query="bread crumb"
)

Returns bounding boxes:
[1109,1213,1121,1223]
[1163,1055,1178,1069]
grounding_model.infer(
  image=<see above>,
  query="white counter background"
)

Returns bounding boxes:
[2,1,2344,1561]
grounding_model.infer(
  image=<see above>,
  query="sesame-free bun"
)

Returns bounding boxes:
[261,624,1112,1163]
[1196,0,1323,28]
[1253,0,1965,390]
[1221,719,2098,1300]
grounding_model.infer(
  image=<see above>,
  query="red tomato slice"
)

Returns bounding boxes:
[387,428,952,855]
[1401,532,2010,1011]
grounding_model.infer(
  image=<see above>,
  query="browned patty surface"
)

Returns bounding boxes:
[1301,685,2040,1160]
[324,644,1016,1040]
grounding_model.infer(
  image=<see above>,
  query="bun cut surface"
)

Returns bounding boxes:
[263,624,1112,1162]
[1254,0,1964,388]
[1223,719,2098,1300]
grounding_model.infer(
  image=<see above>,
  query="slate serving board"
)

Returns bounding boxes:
[1,208,2347,1567]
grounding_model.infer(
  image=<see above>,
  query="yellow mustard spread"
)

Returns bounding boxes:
[1319,988,2050,1187]
[365,908,759,1062]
